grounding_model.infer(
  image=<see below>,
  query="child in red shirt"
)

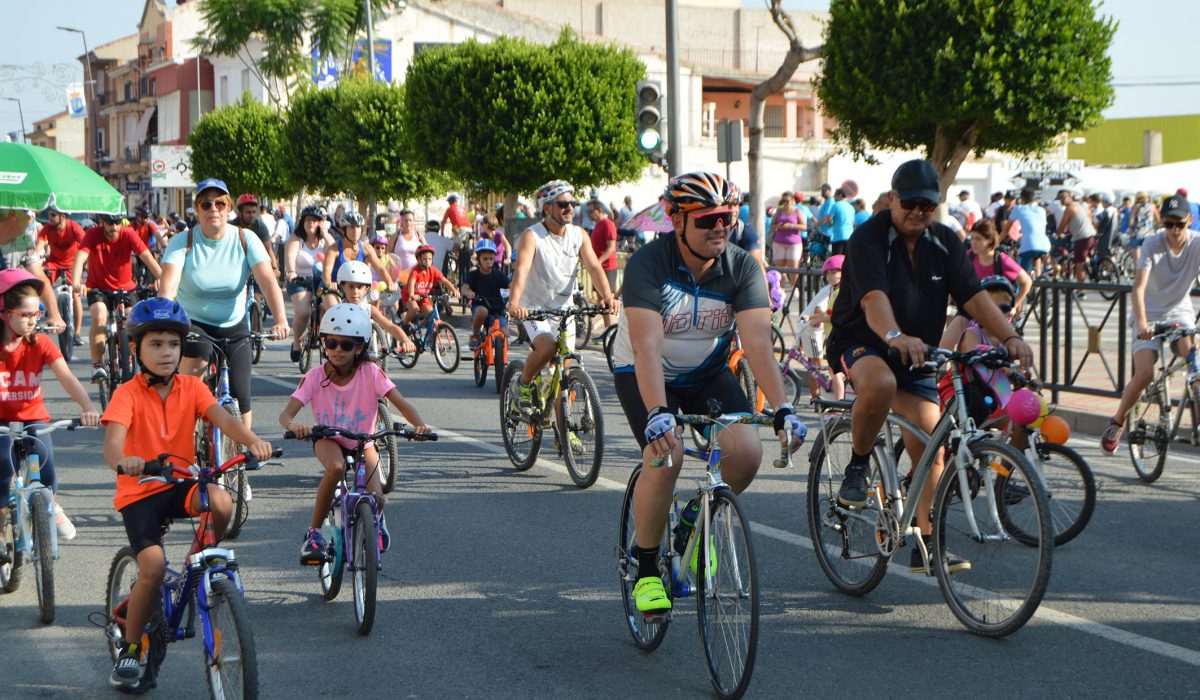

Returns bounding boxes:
[0,270,100,566]
[402,245,458,323]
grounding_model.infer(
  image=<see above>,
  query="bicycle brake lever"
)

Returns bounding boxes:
[137,475,171,486]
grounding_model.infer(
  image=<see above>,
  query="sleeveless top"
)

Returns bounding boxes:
[521,222,584,309]
[330,237,365,282]
[1066,207,1096,241]
[391,230,423,272]
[295,235,324,277]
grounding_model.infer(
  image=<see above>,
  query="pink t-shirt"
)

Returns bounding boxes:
[970,251,1023,284]
[291,363,396,448]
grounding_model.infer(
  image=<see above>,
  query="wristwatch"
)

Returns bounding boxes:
[884,329,902,344]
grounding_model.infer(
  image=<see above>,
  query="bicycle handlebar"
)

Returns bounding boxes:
[0,418,85,437]
[888,343,1015,372]
[123,448,284,484]
[283,423,439,444]
[522,305,607,321]
[1152,322,1198,341]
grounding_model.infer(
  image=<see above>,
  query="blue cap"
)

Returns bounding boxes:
[194,178,230,197]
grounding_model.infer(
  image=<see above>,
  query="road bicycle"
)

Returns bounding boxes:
[806,345,1052,637]
[97,448,281,697]
[285,424,437,635]
[191,329,277,540]
[396,289,460,373]
[617,407,791,700]
[0,419,86,623]
[1126,322,1200,482]
[94,290,138,410]
[500,306,606,487]
[471,306,509,394]
[46,268,76,361]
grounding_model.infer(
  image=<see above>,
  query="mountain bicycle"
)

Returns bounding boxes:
[93,290,137,410]
[471,307,509,394]
[285,424,437,635]
[499,306,606,487]
[396,289,460,373]
[807,344,1052,637]
[1126,322,1200,482]
[0,419,87,623]
[96,448,281,697]
[617,408,791,700]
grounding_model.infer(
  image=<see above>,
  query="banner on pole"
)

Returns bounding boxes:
[66,83,86,119]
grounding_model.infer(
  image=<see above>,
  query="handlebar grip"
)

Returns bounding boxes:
[271,447,283,458]
[408,432,438,442]
[283,431,297,440]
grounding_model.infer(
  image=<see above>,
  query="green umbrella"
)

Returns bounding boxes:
[0,142,125,214]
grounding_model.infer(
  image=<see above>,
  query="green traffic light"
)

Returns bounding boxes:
[638,128,661,151]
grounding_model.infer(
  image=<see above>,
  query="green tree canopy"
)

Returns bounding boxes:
[404,30,646,200]
[188,93,288,199]
[817,0,1116,195]
[280,84,340,195]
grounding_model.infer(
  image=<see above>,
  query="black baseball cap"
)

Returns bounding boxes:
[1161,195,1190,219]
[891,160,940,203]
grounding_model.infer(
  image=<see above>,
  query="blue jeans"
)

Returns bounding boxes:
[0,421,55,501]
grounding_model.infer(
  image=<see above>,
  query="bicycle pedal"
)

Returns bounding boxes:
[642,611,670,624]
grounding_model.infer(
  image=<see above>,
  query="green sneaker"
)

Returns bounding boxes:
[633,576,672,613]
[567,430,584,455]
[690,533,717,578]
[516,381,536,416]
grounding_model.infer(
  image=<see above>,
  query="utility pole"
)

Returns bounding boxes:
[3,98,26,142]
[665,0,682,177]
[58,27,98,170]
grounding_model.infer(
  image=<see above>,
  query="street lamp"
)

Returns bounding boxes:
[57,26,99,170]
[2,98,26,142]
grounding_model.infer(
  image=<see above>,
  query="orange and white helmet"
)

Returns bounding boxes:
[663,171,741,214]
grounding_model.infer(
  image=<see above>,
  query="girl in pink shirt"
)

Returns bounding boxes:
[278,303,429,562]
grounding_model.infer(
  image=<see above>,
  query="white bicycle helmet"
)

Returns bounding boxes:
[535,179,575,212]
[320,302,371,342]
[335,259,373,286]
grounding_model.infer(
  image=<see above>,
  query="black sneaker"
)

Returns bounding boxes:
[910,537,971,576]
[837,463,869,508]
[110,644,143,687]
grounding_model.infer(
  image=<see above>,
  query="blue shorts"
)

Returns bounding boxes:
[839,343,938,403]
[1018,251,1046,272]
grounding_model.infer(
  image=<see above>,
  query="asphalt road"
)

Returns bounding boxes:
[2,332,1199,699]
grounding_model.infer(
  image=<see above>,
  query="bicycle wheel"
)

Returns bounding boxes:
[771,324,786,363]
[116,326,134,383]
[696,489,759,700]
[805,416,889,595]
[734,358,756,409]
[249,303,264,365]
[998,441,1095,547]
[932,438,1052,637]
[433,322,460,373]
[205,577,259,699]
[105,546,167,686]
[617,466,670,651]
[1127,381,1170,482]
[351,500,378,635]
[786,367,804,408]
[1095,257,1122,301]
[473,348,488,387]
[499,360,541,471]
[376,399,399,494]
[217,404,249,540]
[57,292,74,362]
[299,328,315,373]
[560,367,604,488]
[574,313,592,351]
[30,490,55,623]
[97,361,112,410]
[493,336,506,394]
[1,511,20,592]
[371,323,390,372]
[602,325,618,373]
[318,506,344,601]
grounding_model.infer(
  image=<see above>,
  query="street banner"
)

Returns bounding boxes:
[312,39,393,87]
[66,83,86,119]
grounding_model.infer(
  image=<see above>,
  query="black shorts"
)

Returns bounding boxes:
[834,342,938,403]
[614,368,752,449]
[183,321,252,413]
[830,241,848,256]
[86,288,134,308]
[119,481,200,554]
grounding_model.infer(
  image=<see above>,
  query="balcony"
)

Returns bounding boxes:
[122,144,151,164]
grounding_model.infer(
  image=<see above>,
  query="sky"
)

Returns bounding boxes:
[1,0,1197,138]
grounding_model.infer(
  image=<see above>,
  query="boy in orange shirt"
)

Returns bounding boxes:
[101,297,273,690]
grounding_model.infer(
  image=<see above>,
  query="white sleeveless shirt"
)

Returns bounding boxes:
[521,222,583,310]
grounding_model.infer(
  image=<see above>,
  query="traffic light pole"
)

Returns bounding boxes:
[665,0,681,177]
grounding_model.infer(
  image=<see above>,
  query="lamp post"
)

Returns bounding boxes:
[57,26,99,170]
[2,98,26,142]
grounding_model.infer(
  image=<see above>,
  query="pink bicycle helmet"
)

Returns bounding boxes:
[821,255,845,273]
[0,269,44,310]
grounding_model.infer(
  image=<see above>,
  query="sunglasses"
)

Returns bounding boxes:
[688,209,736,230]
[899,198,938,213]
[323,337,363,352]
[554,200,578,211]
[1163,220,1189,230]
[198,199,230,212]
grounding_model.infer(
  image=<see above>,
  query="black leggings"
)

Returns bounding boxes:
[182,321,252,413]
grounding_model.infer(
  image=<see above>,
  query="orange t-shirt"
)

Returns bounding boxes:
[102,374,217,510]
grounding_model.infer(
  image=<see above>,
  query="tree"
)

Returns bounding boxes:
[280,84,340,195]
[748,1,822,239]
[189,94,289,199]
[817,0,1116,199]
[404,30,645,208]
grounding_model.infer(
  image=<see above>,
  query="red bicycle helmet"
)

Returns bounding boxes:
[236,193,259,208]
[415,245,435,257]
[0,269,44,310]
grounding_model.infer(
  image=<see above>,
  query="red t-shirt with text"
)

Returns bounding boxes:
[81,225,148,291]
[0,334,63,422]
[408,266,445,299]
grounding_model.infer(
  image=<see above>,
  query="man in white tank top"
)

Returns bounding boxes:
[507,179,615,418]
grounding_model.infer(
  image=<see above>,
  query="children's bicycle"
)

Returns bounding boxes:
[396,289,460,373]
[0,419,86,623]
[472,309,509,394]
[97,448,281,697]
[617,407,791,700]
[499,305,606,488]
[285,424,437,635]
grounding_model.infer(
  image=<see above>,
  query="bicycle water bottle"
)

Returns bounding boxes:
[673,498,701,556]
[1189,347,1200,373]
[26,453,41,483]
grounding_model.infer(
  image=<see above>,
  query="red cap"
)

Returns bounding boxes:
[1177,188,1189,197]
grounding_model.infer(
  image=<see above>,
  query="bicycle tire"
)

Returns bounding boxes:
[697,488,759,700]
[932,438,1052,637]
[1095,257,1121,301]
[205,577,259,699]
[574,313,592,351]
[601,325,618,373]
[805,416,889,595]
[376,399,399,494]
[249,303,264,365]
[371,323,390,372]
[433,323,460,373]
[116,325,134,383]
[734,358,758,411]
[217,404,249,540]
[1127,380,1170,482]
[771,324,786,363]
[1,512,20,593]
[617,466,670,651]
[499,360,541,470]
[57,291,74,362]
[493,335,506,394]
[785,367,804,408]
[319,506,344,601]
[560,367,605,488]
[30,490,55,623]
[473,347,488,387]
[105,546,167,687]
[352,500,378,635]
[999,441,1095,547]
[299,328,314,373]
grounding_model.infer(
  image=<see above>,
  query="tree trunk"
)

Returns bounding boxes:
[929,121,979,201]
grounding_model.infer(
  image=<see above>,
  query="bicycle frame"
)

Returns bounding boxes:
[330,449,384,574]
[4,421,80,565]
[780,345,833,393]
[1152,330,1200,440]
[527,313,581,422]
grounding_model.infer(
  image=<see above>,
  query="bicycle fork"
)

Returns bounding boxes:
[15,484,58,561]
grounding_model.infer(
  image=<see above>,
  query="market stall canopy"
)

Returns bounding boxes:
[0,142,125,214]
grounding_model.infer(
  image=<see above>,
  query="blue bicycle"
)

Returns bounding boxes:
[97,448,281,696]
[286,424,437,635]
[397,289,460,373]
[1,419,86,623]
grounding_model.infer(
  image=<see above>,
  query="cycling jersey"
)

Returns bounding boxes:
[610,233,769,388]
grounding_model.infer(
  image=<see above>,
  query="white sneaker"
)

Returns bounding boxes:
[242,479,253,502]
[53,501,77,540]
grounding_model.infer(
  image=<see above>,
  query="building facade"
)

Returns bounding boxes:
[28,111,86,161]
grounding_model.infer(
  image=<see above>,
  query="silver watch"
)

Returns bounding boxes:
[884,329,902,344]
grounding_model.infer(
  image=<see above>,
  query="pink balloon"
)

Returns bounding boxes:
[315,251,325,262]
[1006,388,1045,426]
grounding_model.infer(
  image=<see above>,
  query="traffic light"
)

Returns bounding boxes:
[636,80,664,160]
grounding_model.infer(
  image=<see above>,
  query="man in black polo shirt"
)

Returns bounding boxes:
[827,159,1033,574]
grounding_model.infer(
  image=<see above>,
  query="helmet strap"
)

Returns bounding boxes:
[135,336,180,386]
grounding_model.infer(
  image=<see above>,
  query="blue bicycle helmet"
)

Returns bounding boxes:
[474,239,498,255]
[127,297,190,340]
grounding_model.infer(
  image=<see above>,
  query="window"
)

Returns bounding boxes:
[124,81,132,102]
[241,68,250,92]
[764,105,785,138]
[148,78,156,96]
[219,75,228,107]
[96,128,105,152]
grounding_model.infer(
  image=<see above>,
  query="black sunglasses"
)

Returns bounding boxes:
[555,200,578,210]
[323,337,363,352]
[689,210,736,230]
[899,198,938,213]
[1163,220,1188,230]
